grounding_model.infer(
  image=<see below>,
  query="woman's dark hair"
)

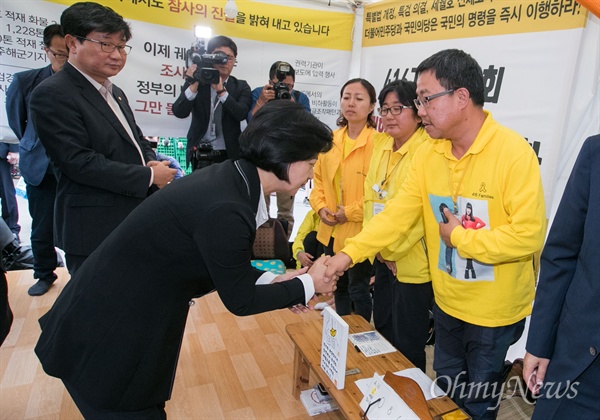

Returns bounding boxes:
[464,202,474,220]
[415,49,484,107]
[378,79,422,126]
[61,2,132,41]
[239,101,333,181]
[207,35,238,57]
[336,78,377,128]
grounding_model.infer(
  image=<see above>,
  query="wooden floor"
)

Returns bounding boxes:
[0,268,343,420]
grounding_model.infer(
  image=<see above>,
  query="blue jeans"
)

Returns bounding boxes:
[433,304,525,420]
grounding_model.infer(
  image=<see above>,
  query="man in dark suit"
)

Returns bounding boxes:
[30,2,176,276]
[524,134,600,419]
[172,35,252,171]
[35,101,336,418]
[6,24,66,296]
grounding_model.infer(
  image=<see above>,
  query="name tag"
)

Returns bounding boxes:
[373,202,385,215]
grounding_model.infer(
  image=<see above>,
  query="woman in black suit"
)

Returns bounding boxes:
[34,101,335,419]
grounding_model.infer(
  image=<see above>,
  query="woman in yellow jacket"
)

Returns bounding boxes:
[310,78,377,321]
[364,80,433,371]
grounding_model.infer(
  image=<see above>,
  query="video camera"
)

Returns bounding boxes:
[270,61,292,100]
[184,39,228,85]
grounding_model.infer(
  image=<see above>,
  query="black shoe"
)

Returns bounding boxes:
[28,280,53,296]
[464,269,469,279]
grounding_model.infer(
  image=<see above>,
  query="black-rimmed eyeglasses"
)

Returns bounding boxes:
[413,89,455,109]
[75,36,132,55]
[377,105,412,116]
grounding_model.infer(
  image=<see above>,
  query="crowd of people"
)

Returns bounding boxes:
[1,2,597,420]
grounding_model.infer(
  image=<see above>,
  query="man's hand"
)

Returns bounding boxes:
[439,207,460,247]
[309,256,337,295]
[523,352,550,395]
[148,160,176,188]
[297,251,315,268]
[318,207,338,226]
[6,152,19,166]
[212,76,227,97]
[258,83,275,103]
[184,64,199,93]
[324,252,351,282]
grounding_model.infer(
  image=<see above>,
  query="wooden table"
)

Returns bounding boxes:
[286,314,458,419]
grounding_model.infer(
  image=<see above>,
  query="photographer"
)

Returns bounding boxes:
[249,61,311,236]
[248,61,310,120]
[172,35,252,171]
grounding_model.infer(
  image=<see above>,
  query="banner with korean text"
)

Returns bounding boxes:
[360,0,591,213]
[0,0,354,141]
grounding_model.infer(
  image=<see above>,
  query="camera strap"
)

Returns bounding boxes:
[208,89,221,139]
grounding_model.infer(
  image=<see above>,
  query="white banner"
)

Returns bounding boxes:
[360,0,589,215]
[0,0,354,143]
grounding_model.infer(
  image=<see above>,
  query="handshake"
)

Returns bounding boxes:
[271,253,354,312]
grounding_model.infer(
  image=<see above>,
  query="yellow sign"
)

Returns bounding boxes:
[363,0,588,47]
[46,0,354,50]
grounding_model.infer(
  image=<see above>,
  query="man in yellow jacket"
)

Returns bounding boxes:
[326,50,545,419]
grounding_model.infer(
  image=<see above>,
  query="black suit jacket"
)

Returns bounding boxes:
[29,63,157,256]
[35,159,307,410]
[5,64,53,186]
[172,75,251,164]
[526,135,600,408]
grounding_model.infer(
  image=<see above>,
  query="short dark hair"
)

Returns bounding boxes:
[43,24,64,47]
[269,61,295,82]
[61,2,132,41]
[239,101,333,181]
[378,79,417,108]
[207,35,237,57]
[415,49,484,106]
[336,78,377,128]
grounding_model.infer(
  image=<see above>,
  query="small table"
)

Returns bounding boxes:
[286,314,458,419]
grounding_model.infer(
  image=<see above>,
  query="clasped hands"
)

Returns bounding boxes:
[272,253,353,313]
[318,205,348,226]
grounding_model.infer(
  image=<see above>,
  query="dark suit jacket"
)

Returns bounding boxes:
[29,63,157,257]
[171,75,251,164]
[35,159,307,410]
[5,64,53,186]
[526,135,600,399]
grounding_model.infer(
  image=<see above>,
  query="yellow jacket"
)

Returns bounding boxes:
[344,112,546,327]
[292,210,321,269]
[310,124,375,253]
[364,128,430,284]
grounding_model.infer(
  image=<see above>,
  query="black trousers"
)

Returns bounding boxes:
[0,158,19,237]
[372,259,433,372]
[25,172,58,282]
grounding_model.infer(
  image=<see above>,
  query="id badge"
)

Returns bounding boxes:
[209,122,216,138]
[373,201,385,216]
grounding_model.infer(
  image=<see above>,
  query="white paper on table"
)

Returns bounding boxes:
[359,373,419,419]
[348,331,396,357]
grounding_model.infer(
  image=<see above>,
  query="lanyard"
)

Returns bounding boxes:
[444,154,473,214]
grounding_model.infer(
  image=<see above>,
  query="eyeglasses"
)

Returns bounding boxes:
[413,89,455,109]
[75,36,132,55]
[361,397,381,420]
[377,105,412,116]
[47,48,68,59]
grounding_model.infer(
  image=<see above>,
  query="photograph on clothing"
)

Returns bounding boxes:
[429,195,494,281]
